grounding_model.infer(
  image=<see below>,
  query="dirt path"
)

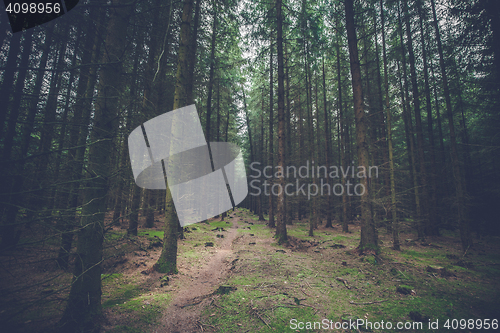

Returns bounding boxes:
[152,217,240,333]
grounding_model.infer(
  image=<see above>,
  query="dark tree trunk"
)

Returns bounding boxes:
[155,0,194,274]
[323,58,333,229]
[59,1,132,330]
[430,0,471,251]
[403,0,429,240]
[275,0,287,244]
[345,0,378,252]
[268,41,275,228]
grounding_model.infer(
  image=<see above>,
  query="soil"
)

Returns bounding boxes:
[152,218,240,333]
[2,209,500,333]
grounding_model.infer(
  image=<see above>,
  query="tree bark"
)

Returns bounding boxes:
[381,0,399,250]
[323,58,333,229]
[155,0,194,273]
[418,0,439,236]
[403,0,429,240]
[275,0,287,244]
[268,41,275,228]
[430,0,471,251]
[59,1,132,330]
[336,17,349,233]
[345,0,378,252]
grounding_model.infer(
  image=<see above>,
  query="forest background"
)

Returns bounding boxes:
[0,0,499,331]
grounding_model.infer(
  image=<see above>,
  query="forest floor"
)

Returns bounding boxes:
[101,208,500,333]
[1,208,500,332]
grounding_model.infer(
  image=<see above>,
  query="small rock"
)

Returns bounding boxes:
[205,242,214,247]
[160,276,169,287]
[426,265,454,277]
[215,285,237,294]
[149,241,163,248]
[249,242,256,245]
[455,260,474,269]
[409,311,429,322]
[396,285,413,295]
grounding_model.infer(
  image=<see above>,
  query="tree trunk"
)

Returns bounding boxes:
[323,58,333,229]
[397,3,420,235]
[345,0,378,252]
[275,0,287,244]
[258,105,266,221]
[59,1,132,330]
[205,0,217,143]
[430,0,471,251]
[268,41,275,228]
[155,0,194,274]
[336,18,348,233]
[381,0,399,250]
[418,0,439,236]
[0,33,21,136]
[403,0,429,240]
[186,0,202,105]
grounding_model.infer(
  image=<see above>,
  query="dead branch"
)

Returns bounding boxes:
[349,299,388,305]
[251,308,272,330]
[336,277,351,289]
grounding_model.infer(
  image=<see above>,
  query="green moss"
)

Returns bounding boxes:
[364,255,378,265]
[359,242,381,254]
[154,260,178,274]
[138,230,164,240]
[210,220,232,228]
[106,293,172,329]
[105,231,125,242]
[202,282,318,332]
[102,274,146,310]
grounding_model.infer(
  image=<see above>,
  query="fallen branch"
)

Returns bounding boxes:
[179,299,203,308]
[349,299,388,305]
[252,309,272,330]
[336,277,351,289]
[301,289,312,297]
[197,321,216,330]
[178,293,213,308]
[274,305,300,309]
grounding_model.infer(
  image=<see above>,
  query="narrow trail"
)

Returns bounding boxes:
[153,215,241,333]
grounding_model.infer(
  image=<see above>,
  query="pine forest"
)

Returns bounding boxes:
[0,0,499,332]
